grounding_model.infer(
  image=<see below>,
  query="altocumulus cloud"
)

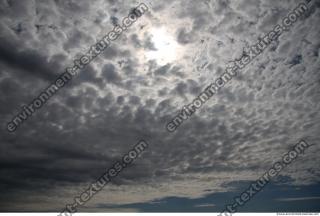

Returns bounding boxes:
[0,0,320,212]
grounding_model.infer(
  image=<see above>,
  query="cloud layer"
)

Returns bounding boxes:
[0,0,319,212]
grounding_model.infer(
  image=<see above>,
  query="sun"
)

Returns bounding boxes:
[145,27,179,65]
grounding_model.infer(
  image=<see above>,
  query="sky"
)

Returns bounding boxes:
[0,0,320,212]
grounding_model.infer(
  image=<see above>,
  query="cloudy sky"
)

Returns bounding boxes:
[0,0,320,212]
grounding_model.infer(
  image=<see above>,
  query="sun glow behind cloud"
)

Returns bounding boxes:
[145,27,180,65]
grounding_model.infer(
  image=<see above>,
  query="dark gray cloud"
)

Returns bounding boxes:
[0,0,319,212]
[0,37,62,81]
[102,63,122,84]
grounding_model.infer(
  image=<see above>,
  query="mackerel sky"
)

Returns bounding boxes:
[0,0,319,212]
